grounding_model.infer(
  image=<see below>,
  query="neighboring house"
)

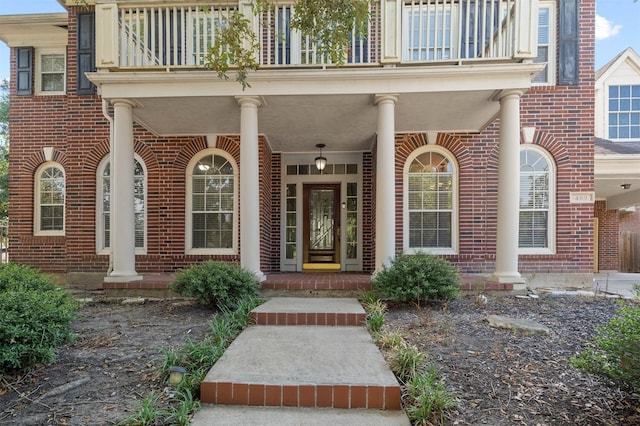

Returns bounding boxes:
[0,0,595,290]
[594,47,640,272]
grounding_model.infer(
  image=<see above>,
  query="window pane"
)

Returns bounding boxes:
[519,149,550,249]
[191,153,235,250]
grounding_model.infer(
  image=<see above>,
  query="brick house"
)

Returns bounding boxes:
[0,0,595,290]
[594,47,640,272]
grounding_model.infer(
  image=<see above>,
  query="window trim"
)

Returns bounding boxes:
[402,145,458,255]
[518,145,556,255]
[605,84,640,142]
[96,155,148,255]
[532,1,556,86]
[34,162,65,236]
[185,148,239,255]
[35,48,66,95]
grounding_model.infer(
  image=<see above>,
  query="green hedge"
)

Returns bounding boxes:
[0,264,78,371]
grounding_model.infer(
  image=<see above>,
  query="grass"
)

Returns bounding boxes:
[118,296,261,426]
[361,292,457,425]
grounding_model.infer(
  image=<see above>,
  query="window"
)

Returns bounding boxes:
[97,157,147,254]
[403,3,457,61]
[186,150,237,254]
[36,49,66,94]
[404,147,457,253]
[533,2,556,85]
[608,85,640,140]
[519,147,555,252]
[35,163,65,235]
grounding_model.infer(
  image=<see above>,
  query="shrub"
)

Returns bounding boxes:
[570,302,640,393]
[170,261,259,310]
[0,263,78,371]
[372,252,460,304]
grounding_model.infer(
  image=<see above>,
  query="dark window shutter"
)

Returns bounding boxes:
[16,47,33,95]
[77,12,96,95]
[558,0,579,85]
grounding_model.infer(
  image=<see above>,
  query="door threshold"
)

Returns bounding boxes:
[302,263,341,272]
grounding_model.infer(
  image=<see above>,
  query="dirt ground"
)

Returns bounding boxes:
[386,294,640,426]
[0,293,639,425]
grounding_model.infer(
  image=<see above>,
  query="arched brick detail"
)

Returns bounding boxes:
[82,138,159,173]
[25,148,68,175]
[395,133,471,169]
[532,131,570,167]
[174,136,241,170]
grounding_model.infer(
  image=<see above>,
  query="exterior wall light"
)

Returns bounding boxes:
[315,143,327,171]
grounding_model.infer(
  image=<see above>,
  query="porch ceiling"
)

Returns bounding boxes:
[89,63,543,154]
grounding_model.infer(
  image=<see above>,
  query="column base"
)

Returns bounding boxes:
[104,273,143,283]
[254,271,266,283]
[490,273,526,291]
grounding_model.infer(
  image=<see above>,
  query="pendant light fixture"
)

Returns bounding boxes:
[315,143,327,171]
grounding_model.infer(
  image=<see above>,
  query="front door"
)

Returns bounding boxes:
[303,184,340,264]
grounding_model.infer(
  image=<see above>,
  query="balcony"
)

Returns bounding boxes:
[95,0,538,70]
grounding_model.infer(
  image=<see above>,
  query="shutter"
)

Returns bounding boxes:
[77,12,96,95]
[16,47,33,95]
[558,0,579,85]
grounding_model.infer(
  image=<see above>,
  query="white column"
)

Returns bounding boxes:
[105,99,141,282]
[494,90,523,282]
[237,96,265,282]
[375,94,398,270]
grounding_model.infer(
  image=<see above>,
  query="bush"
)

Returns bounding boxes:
[372,252,460,304]
[0,263,78,371]
[570,302,640,393]
[170,261,259,310]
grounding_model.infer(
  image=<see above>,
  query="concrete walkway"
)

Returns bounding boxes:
[191,298,410,425]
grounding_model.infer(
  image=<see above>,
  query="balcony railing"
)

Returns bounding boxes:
[95,0,537,70]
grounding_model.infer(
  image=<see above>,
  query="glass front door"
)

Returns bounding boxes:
[303,184,340,264]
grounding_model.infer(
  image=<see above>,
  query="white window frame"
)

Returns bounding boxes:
[518,146,556,254]
[96,155,147,255]
[606,84,640,141]
[185,149,238,255]
[34,162,65,236]
[403,145,458,255]
[35,48,66,95]
[532,1,556,86]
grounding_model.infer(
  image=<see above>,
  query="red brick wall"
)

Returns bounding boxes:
[595,200,619,271]
[7,2,596,277]
[391,0,596,275]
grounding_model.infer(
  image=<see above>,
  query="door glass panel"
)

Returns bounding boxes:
[309,189,334,250]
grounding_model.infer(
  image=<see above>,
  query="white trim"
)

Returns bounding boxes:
[402,145,459,255]
[185,148,239,255]
[35,47,66,95]
[281,152,363,272]
[34,161,65,236]
[518,145,556,254]
[531,1,556,86]
[96,155,147,255]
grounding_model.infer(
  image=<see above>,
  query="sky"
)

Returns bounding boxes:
[0,0,639,81]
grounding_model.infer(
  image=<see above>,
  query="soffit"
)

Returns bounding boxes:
[90,63,541,153]
[0,14,68,47]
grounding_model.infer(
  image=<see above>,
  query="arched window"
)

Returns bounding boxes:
[97,156,147,253]
[35,163,65,235]
[186,150,238,254]
[519,146,555,253]
[403,147,458,254]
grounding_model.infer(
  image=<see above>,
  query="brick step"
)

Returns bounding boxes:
[250,297,367,326]
[200,325,402,410]
[260,273,372,292]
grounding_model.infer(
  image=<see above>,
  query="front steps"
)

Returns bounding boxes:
[196,297,407,423]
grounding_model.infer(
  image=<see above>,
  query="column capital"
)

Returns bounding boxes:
[110,98,139,108]
[374,94,399,105]
[494,89,524,102]
[236,96,264,108]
